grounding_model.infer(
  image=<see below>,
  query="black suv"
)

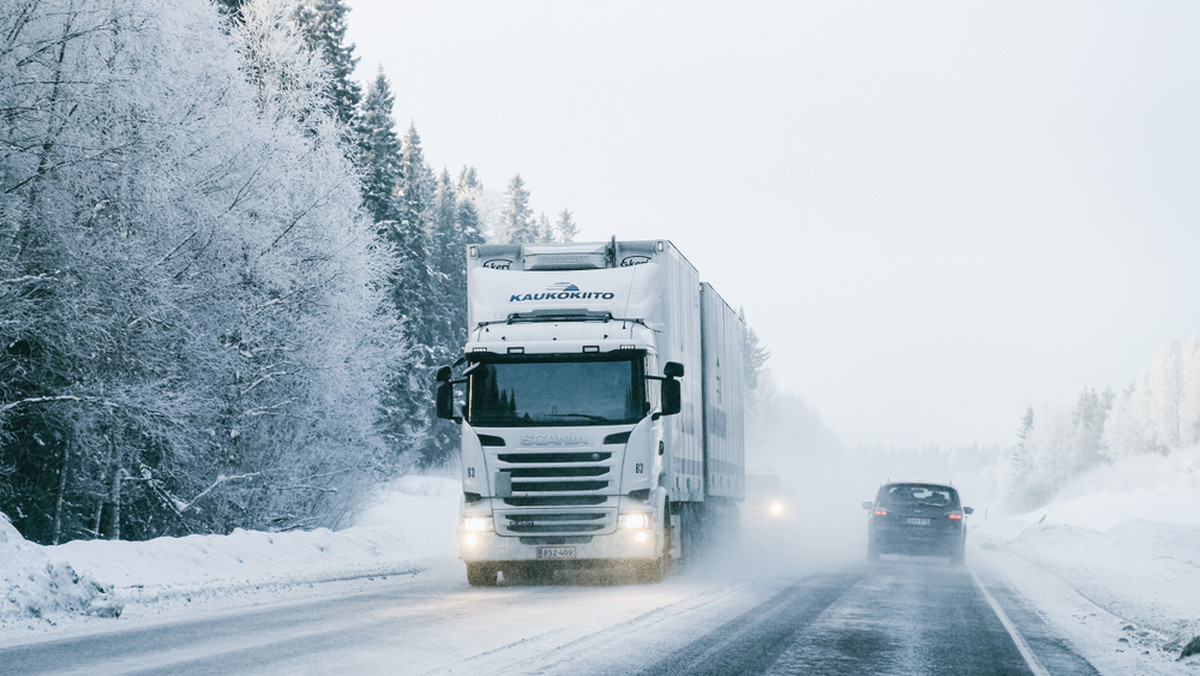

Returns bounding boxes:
[862,482,974,564]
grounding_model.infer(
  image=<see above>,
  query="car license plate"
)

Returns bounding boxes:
[906,517,931,526]
[536,546,576,560]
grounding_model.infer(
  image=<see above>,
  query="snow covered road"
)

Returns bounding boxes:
[0,557,1135,675]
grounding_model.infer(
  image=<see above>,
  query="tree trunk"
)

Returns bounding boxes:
[51,444,70,545]
[100,435,122,540]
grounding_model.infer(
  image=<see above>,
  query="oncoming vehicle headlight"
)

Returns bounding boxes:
[619,513,651,530]
[767,500,786,518]
[461,516,494,533]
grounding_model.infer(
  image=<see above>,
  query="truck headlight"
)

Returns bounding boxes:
[461,516,494,532]
[619,513,651,529]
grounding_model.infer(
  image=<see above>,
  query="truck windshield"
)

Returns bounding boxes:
[466,355,646,427]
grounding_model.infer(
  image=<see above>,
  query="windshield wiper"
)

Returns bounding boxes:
[545,412,611,423]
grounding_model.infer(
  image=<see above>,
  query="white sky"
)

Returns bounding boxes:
[345,1,1200,449]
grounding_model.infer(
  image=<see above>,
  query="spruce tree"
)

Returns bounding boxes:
[554,211,578,246]
[382,123,439,465]
[503,174,536,244]
[356,69,402,226]
[535,212,552,243]
[294,0,362,129]
[556,208,579,243]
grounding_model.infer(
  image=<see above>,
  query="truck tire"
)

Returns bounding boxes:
[466,563,499,587]
[634,557,667,584]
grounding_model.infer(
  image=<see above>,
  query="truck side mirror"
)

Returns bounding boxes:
[661,377,681,416]
[663,361,684,378]
[436,382,455,420]
[435,365,456,420]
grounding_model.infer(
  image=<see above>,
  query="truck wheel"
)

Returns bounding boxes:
[466,563,498,587]
[634,557,667,584]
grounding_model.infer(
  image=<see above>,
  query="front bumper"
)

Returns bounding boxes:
[459,527,661,563]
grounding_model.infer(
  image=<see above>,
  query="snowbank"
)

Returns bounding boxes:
[1,512,120,623]
[972,449,1200,661]
[0,475,460,642]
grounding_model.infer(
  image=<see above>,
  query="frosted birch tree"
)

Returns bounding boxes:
[1,0,398,542]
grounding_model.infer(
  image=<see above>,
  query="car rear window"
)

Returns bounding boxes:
[879,484,959,508]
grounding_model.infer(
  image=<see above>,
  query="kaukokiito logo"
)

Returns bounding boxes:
[509,282,616,302]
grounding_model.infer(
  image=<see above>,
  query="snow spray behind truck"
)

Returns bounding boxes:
[435,239,745,585]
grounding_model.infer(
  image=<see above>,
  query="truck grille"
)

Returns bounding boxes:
[493,447,617,535]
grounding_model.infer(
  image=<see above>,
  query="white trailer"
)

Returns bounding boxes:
[436,239,745,585]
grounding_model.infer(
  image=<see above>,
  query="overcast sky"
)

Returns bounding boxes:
[345,1,1200,449]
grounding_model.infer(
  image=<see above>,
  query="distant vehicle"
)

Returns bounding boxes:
[743,469,793,523]
[862,482,974,564]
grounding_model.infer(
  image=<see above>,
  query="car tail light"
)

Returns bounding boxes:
[948,513,963,520]
[873,508,887,516]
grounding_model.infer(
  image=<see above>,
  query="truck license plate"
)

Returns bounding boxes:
[536,546,576,560]
[906,517,931,526]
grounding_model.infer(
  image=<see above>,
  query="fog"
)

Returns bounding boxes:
[346,0,1200,450]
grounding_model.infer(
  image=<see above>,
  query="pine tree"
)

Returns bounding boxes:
[457,165,497,240]
[740,312,770,415]
[556,208,579,243]
[294,0,362,129]
[378,123,439,465]
[356,69,402,226]
[503,174,536,244]
[535,212,552,243]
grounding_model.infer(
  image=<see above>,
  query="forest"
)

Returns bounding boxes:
[0,0,590,544]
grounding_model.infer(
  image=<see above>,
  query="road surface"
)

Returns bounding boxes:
[0,555,1102,675]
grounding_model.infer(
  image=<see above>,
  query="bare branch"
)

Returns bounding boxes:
[178,472,261,513]
[0,394,120,414]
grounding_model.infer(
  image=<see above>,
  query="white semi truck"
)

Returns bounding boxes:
[435,238,745,585]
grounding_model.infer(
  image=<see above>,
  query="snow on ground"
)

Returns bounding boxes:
[3,457,1200,669]
[971,448,1200,667]
[0,475,461,644]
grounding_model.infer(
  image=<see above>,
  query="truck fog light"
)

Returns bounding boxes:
[634,531,648,543]
[619,513,651,529]
[463,534,479,546]
[461,516,494,532]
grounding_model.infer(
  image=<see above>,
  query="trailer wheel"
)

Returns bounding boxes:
[466,563,499,587]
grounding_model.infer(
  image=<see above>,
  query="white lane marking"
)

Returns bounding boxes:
[970,569,1051,676]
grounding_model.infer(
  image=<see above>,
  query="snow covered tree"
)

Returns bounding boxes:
[293,0,362,130]
[556,208,579,243]
[458,165,501,241]
[1104,337,1200,457]
[425,169,482,464]
[741,312,770,415]
[1070,387,1113,471]
[356,68,403,226]
[503,175,536,244]
[535,212,553,243]
[376,123,439,465]
[1,0,399,542]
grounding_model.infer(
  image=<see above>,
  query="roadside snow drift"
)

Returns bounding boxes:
[1,475,460,640]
